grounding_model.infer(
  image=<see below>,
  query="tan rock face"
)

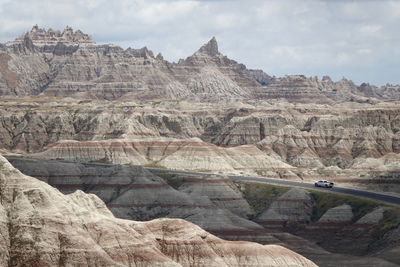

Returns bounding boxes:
[8,157,400,267]
[355,206,386,225]
[2,100,400,193]
[318,204,353,224]
[256,188,313,229]
[0,155,317,267]
[7,157,262,238]
[1,25,399,102]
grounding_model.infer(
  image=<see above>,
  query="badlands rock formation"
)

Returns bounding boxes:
[256,188,314,229]
[1,99,400,194]
[7,157,400,266]
[355,206,386,225]
[250,184,400,266]
[0,155,318,266]
[1,25,399,102]
[317,204,354,225]
[7,157,265,240]
[2,24,400,267]
[1,26,400,194]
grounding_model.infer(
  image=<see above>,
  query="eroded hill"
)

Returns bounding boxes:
[1,99,400,194]
[1,25,399,103]
[0,155,318,267]
[7,157,400,266]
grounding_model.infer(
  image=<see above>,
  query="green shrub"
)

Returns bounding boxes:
[310,190,380,222]
[237,181,290,217]
[372,209,400,239]
[143,163,167,169]
[152,172,187,190]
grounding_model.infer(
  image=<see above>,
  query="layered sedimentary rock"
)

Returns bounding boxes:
[256,188,314,229]
[1,25,399,102]
[7,157,267,241]
[355,207,386,225]
[0,155,318,266]
[8,157,400,266]
[313,204,354,228]
[1,99,400,193]
[250,185,400,266]
[1,27,400,190]
[300,209,400,265]
[2,24,400,267]
[0,26,254,101]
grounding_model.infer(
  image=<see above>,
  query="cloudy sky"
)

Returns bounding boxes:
[1,0,399,85]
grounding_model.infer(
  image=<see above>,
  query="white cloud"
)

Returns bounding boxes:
[389,1,400,18]
[359,25,381,35]
[337,52,351,66]
[271,45,303,63]
[214,13,244,30]
[256,2,283,20]
[357,48,372,55]
[134,1,199,25]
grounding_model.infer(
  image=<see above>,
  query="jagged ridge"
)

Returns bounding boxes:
[0,25,399,102]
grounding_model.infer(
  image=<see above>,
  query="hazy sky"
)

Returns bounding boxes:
[1,0,399,85]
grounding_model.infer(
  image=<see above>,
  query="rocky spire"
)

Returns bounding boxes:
[13,25,93,44]
[198,36,219,56]
[156,52,164,60]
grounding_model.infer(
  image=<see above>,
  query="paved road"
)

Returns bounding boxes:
[6,156,400,206]
[145,167,400,206]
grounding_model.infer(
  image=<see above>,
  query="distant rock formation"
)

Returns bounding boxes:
[1,25,399,102]
[198,37,219,56]
[1,99,400,194]
[5,25,93,55]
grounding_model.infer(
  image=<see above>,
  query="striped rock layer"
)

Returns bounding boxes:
[8,157,400,266]
[1,100,400,193]
[7,157,265,239]
[0,155,318,267]
[1,25,399,103]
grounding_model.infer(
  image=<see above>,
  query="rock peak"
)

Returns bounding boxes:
[15,25,93,44]
[198,36,219,56]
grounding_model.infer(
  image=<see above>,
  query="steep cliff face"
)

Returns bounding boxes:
[1,99,400,193]
[0,26,256,101]
[0,155,318,267]
[1,25,399,102]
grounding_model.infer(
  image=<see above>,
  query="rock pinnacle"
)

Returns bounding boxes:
[198,36,219,56]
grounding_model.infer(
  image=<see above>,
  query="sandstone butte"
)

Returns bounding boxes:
[0,155,318,266]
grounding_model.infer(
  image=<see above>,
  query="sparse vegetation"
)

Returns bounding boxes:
[370,208,400,240]
[235,181,290,218]
[309,190,380,222]
[235,180,398,230]
[143,163,167,169]
[89,158,112,164]
[192,169,212,173]
[152,172,187,190]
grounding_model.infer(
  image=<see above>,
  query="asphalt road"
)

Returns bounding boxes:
[145,167,400,206]
[5,155,400,206]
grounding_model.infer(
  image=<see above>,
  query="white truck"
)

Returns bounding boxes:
[314,180,334,188]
